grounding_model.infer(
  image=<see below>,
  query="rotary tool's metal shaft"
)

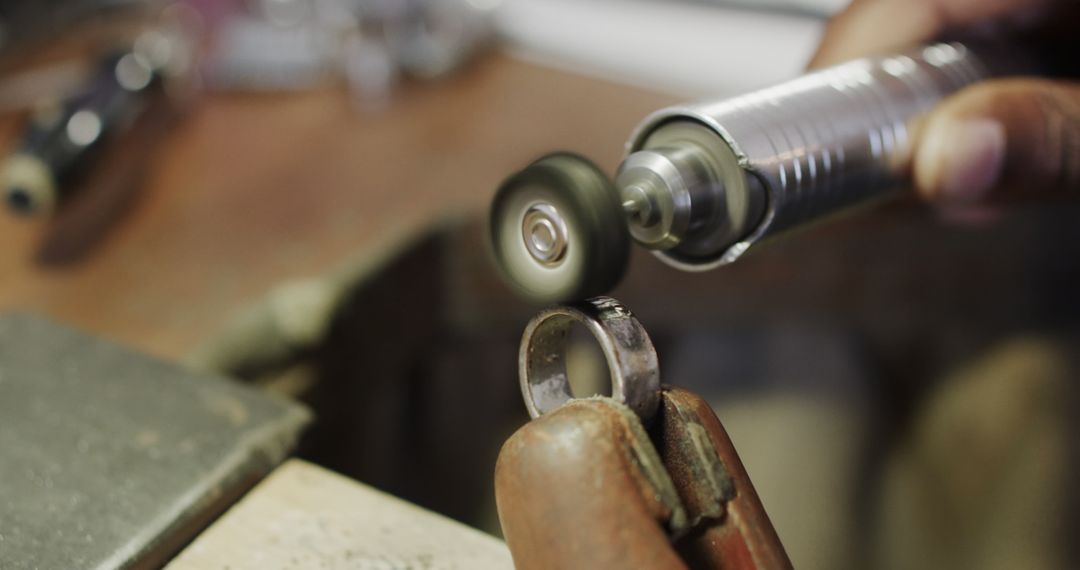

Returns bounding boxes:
[621,42,993,271]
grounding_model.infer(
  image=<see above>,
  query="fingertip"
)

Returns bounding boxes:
[915,115,1006,205]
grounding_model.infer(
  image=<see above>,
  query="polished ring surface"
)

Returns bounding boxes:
[518,296,660,422]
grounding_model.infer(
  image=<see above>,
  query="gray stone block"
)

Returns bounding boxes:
[0,313,311,570]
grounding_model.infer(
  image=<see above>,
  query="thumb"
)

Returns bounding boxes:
[914,78,1080,205]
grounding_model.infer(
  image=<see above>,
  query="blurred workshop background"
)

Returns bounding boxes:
[1,1,1078,569]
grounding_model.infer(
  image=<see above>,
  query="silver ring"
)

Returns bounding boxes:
[518,296,660,422]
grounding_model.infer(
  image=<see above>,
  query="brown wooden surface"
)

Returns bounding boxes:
[0,52,674,360]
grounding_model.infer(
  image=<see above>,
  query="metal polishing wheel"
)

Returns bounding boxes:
[490,153,630,303]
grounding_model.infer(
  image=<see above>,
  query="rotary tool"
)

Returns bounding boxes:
[491,42,1008,303]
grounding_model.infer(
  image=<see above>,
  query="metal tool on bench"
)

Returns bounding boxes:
[490,42,1024,302]
[496,296,791,569]
[2,46,163,217]
[1,18,195,219]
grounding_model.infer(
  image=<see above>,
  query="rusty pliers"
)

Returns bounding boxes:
[494,297,791,570]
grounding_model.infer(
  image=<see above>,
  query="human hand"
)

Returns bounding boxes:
[811,0,1079,217]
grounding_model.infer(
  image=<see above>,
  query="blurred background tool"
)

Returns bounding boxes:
[0,0,501,219]
[0,1,198,225]
[3,46,171,217]
[204,0,499,105]
[491,41,1009,303]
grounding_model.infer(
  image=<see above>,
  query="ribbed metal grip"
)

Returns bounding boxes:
[627,42,989,268]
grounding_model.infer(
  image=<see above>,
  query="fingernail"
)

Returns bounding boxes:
[916,118,1006,203]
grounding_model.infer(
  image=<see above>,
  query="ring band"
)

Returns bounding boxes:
[518,296,660,422]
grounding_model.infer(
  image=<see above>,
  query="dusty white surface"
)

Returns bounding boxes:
[167,459,512,570]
